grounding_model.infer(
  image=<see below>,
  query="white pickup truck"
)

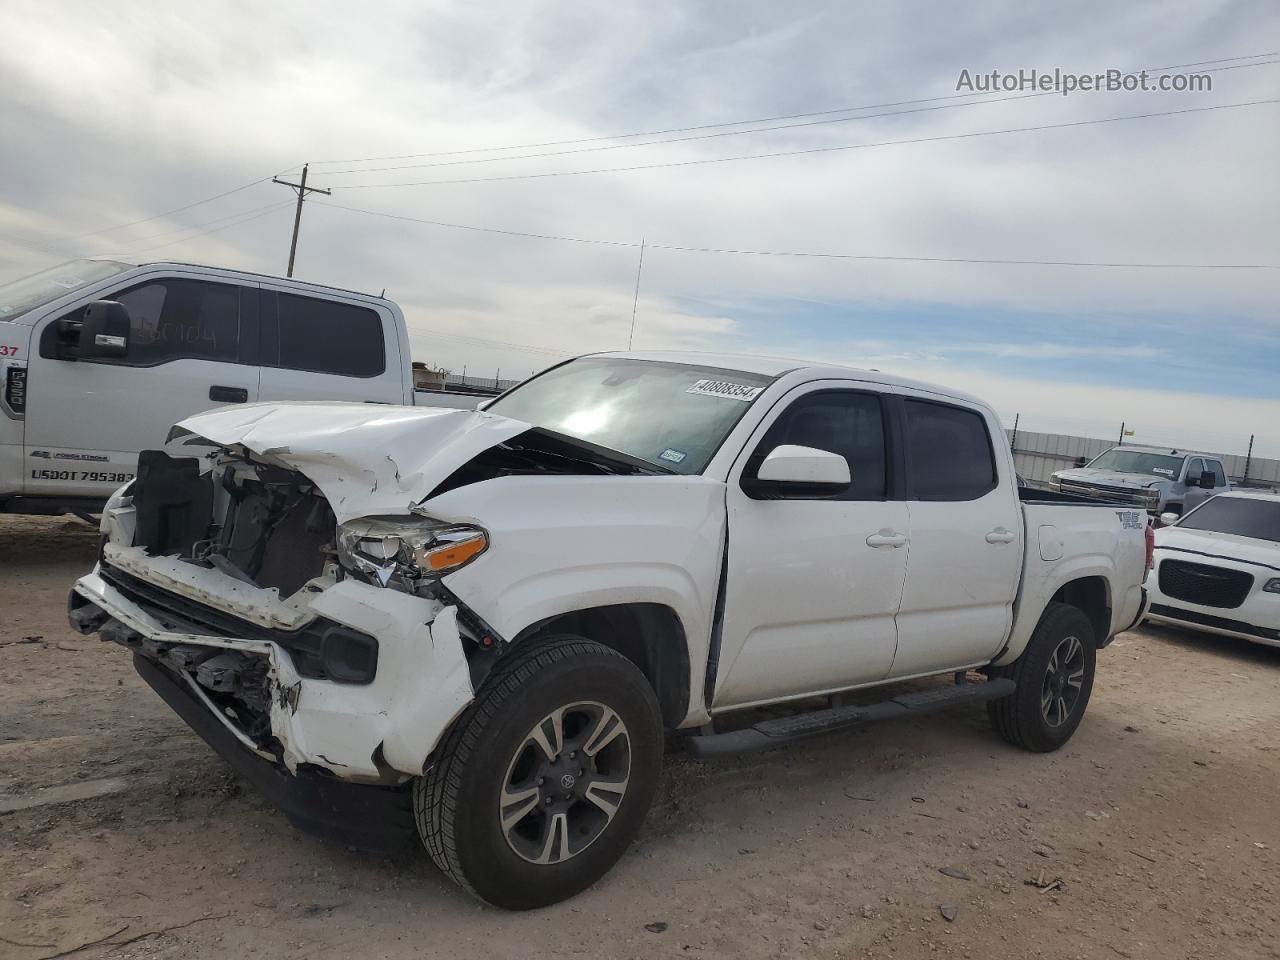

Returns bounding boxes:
[68,352,1150,909]
[0,257,475,519]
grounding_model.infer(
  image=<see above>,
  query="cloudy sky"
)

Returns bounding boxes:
[3,0,1278,454]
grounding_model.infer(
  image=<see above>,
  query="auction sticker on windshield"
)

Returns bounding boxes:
[685,379,764,402]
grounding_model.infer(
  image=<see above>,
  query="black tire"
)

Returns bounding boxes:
[987,602,1097,752]
[414,636,663,909]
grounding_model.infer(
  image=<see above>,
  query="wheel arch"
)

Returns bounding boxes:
[998,559,1118,666]
[513,603,691,730]
[1049,575,1111,647]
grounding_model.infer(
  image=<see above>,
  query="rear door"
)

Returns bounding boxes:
[22,275,259,499]
[714,382,909,707]
[888,393,1022,677]
[256,288,405,404]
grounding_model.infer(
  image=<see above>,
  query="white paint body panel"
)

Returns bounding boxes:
[174,402,530,524]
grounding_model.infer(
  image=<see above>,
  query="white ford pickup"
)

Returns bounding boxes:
[0,258,476,520]
[69,351,1150,909]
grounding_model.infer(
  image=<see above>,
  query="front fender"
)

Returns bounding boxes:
[427,474,727,721]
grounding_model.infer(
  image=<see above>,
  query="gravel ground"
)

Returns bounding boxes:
[1,514,1277,960]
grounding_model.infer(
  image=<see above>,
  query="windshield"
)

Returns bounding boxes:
[1177,496,1280,542]
[485,357,775,474]
[0,260,132,322]
[1086,449,1184,479]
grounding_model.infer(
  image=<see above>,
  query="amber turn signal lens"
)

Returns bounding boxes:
[420,534,488,572]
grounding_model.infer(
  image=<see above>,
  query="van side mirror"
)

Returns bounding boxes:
[1159,511,1180,526]
[79,301,130,359]
[1198,470,1215,489]
[757,444,851,487]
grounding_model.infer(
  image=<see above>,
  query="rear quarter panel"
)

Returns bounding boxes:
[997,503,1147,665]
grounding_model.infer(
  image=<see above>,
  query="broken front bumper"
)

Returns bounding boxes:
[69,567,476,783]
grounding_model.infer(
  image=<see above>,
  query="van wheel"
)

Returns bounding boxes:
[414,636,663,909]
[987,603,1096,752]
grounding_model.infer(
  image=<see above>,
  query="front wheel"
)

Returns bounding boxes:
[414,636,663,909]
[987,602,1097,752]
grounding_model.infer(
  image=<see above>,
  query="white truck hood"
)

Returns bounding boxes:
[175,402,531,523]
[1155,525,1280,571]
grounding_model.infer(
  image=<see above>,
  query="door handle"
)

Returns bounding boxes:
[866,530,908,548]
[985,527,1017,544]
[209,385,249,403]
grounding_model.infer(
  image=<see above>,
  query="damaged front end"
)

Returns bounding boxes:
[70,431,485,789]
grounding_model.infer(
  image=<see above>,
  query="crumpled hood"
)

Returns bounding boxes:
[175,402,531,523]
[1056,468,1165,489]
[1155,525,1280,570]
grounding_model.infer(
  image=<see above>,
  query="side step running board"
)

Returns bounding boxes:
[688,678,1016,757]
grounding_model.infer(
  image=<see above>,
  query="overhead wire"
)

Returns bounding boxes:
[314,200,1280,269]
[331,99,1280,190]
[308,51,1278,166]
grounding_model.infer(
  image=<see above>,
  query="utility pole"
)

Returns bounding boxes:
[272,164,331,278]
[1118,422,1125,447]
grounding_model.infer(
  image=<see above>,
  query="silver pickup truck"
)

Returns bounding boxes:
[1050,445,1230,518]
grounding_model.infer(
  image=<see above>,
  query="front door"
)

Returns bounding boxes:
[889,394,1022,678]
[23,276,259,499]
[713,384,908,708]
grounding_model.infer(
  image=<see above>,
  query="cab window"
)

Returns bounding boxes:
[41,278,241,366]
[743,390,888,500]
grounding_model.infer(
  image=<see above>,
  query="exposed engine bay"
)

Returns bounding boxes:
[130,446,337,598]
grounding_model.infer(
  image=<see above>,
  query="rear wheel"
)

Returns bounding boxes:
[987,603,1096,752]
[414,636,663,909]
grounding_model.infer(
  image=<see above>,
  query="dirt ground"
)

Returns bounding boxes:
[1,515,1277,960]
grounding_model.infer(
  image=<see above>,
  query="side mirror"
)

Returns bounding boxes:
[1074,456,1089,468]
[78,301,130,358]
[1198,470,1215,489]
[757,444,851,488]
[1159,512,1180,527]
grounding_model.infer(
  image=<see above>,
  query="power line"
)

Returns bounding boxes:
[128,201,295,254]
[309,58,1280,177]
[103,199,296,248]
[308,51,1278,167]
[315,200,1280,269]
[333,98,1280,190]
[65,174,279,241]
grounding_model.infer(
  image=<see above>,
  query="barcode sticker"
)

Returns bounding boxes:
[685,378,763,402]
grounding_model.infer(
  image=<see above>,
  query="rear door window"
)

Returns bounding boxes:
[275,293,385,377]
[903,399,997,501]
